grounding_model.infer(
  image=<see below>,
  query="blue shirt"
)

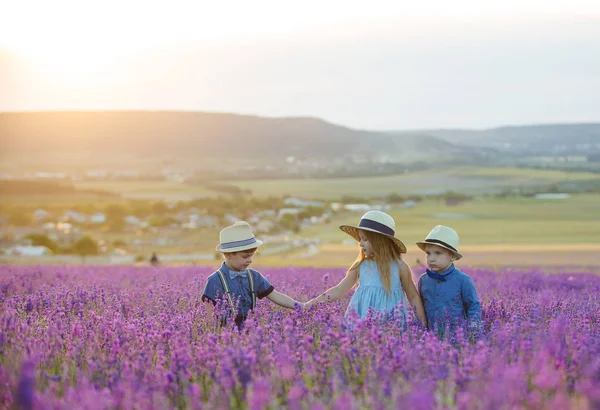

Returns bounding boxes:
[418,264,482,335]
[202,263,274,324]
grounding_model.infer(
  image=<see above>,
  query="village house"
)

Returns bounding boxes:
[63,210,86,223]
[89,213,106,224]
[283,197,325,208]
[277,208,303,220]
[9,245,53,256]
[33,209,52,222]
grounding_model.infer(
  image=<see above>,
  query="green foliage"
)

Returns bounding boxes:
[298,206,326,220]
[151,201,169,214]
[71,236,99,257]
[339,195,371,204]
[147,215,176,227]
[128,200,153,218]
[112,239,127,248]
[24,234,60,254]
[279,214,300,233]
[204,183,250,195]
[104,203,127,231]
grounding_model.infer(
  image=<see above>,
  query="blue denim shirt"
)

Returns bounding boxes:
[202,263,274,324]
[418,264,482,335]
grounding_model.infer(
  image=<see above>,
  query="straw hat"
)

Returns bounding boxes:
[416,225,463,259]
[216,221,263,253]
[339,210,407,253]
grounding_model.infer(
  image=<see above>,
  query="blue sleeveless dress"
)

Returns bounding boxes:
[345,259,408,324]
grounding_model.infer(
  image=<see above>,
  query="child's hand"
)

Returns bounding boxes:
[304,299,316,308]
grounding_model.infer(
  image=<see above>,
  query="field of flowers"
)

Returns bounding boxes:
[1,264,599,409]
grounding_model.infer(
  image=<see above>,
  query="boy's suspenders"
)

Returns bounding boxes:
[247,271,257,309]
[216,269,256,317]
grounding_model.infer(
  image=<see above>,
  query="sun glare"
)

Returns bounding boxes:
[1,0,598,85]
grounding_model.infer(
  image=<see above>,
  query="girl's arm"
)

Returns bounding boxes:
[308,268,359,305]
[399,262,428,327]
[266,290,303,309]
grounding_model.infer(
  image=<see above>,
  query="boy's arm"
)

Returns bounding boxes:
[266,290,302,309]
[204,300,215,317]
[399,263,427,327]
[462,276,482,326]
[309,268,359,305]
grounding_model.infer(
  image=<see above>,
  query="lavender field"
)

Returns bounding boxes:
[1,264,599,409]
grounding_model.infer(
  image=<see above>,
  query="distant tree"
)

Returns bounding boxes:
[151,201,169,214]
[298,206,326,219]
[71,235,98,263]
[279,213,300,233]
[24,234,60,254]
[385,193,406,203]
[129,200,153,218]
[112,239,127,248]
[147,215,176,227]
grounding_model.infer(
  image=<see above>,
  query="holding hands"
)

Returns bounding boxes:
[303,298,318,308]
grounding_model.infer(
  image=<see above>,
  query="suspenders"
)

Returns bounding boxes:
[216,269,256,317]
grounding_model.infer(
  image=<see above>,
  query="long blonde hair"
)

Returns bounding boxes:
[347,229,403,295]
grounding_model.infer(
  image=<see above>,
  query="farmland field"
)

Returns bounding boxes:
[1,194,599,268]
[66,166,600,201]
[299,194,600,244]
[221,167,600,198]
[1,264,599,409]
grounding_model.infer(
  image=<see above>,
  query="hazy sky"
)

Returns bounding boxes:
[1,0,599,129]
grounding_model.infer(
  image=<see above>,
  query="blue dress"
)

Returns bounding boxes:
[345,259,408,324]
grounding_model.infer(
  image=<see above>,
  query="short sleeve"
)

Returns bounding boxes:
[250,269,274,299]
[201,276,221,304]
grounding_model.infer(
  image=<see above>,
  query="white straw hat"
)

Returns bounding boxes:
[216,221,263,253]
[339,210,407,253]
[416,225,463,259]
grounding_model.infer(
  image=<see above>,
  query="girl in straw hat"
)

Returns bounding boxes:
[306,211,427,327]
[416,225,481,338]
[202,221,303,328]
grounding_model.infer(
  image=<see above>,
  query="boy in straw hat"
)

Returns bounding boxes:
[416,225,482,338]
[202,221,303,328]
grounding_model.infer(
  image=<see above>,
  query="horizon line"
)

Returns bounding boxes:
[1,109,599,133]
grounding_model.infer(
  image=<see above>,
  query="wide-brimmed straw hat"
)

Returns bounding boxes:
[416,225,463,259]
[339,210,407,253]
[216,221,263,253]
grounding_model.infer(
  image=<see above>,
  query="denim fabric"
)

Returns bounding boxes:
[418,264,482,335]
[202,262,274,323]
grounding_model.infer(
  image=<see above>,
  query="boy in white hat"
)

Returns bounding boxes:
[416,225,482,338]
[202,221,303,328]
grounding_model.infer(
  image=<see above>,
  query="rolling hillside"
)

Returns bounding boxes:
[0,111,482,161]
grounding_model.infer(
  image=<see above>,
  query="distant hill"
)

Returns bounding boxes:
[424,124,600,156]
[2,112,596,162]
[0,111,470,161]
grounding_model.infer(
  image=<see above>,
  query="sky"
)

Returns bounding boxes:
[1,0,599,130]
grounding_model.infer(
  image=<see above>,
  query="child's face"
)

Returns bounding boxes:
[358,230,374,257]
[424,244,456,272]
[224,249,257,271]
